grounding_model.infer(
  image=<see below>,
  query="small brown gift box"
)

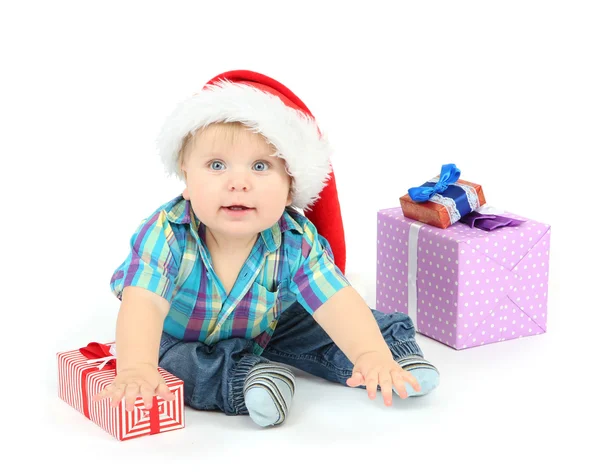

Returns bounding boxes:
[399,178,486,229]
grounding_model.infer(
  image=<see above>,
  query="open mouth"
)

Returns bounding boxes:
[221,205,255,215]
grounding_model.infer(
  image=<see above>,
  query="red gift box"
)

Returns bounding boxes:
[57,342,185,441]
[400,178,486,229]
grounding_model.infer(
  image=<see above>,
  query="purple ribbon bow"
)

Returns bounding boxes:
[459,212,525,231]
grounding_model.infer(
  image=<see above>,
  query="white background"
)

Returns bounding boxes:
[2,0,599,474]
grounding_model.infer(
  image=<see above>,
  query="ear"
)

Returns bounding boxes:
[286,176,294,206]
[182,187,190,200]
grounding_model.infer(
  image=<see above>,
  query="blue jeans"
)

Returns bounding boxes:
[158,301,423,416]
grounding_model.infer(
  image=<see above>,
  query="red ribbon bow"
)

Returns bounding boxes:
[79,342,117,370]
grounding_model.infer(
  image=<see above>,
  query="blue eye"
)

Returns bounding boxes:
[253,161,270,172]
[209,160,225,171]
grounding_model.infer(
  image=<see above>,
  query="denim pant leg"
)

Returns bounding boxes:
[261,301,424,385]
[158,332,268,415]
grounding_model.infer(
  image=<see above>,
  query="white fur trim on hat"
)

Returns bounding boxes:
[156,80,333,210]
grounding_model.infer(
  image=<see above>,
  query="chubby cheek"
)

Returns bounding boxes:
[184,181,218,212]
[190,190,218,211]
[266,190,292,214]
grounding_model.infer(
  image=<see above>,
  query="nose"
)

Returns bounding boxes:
[227,173,250,192]
[229,183,248,191]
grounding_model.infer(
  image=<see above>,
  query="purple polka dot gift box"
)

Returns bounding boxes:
[375,205,551,350]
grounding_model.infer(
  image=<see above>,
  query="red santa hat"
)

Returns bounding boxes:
[156,70,346,274]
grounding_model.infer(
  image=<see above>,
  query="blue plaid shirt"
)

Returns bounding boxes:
[110,195,350,355]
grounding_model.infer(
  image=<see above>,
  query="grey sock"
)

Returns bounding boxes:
[395,355,440,397]
[243,363,295,427]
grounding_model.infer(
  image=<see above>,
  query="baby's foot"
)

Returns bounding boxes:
[243,363,295,427]
[395,355,440,397]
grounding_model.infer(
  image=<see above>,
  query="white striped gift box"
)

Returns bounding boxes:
[57,342,185,441]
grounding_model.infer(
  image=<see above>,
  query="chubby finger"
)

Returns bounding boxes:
[365,371,379,400]
[157,383,176,401]
[403,371,421,393]
[391,370,408,399]
[94,381,122,402]
[346,371,365,387]
[108,383,127,408]
[124,383,141,412]
[379,373,393,407]
[139,383,155,410]
[92,385,111,402]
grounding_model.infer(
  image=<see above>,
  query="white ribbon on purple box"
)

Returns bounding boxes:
[407,221,425,331]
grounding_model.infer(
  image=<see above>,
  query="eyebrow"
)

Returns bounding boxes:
[198,154,277,161]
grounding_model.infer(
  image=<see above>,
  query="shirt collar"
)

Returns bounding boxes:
[165,195,193,224]
[164,196,303,252]
[260,208,304,252]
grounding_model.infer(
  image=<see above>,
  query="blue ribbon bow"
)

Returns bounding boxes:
[407,164,477,221]
[408,164,461,202]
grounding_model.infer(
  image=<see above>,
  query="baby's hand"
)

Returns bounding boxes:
[346,351,421,406]
[92,362,176,411]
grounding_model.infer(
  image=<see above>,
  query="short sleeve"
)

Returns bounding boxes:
[288,219,351,314]
[110,210,181,303]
